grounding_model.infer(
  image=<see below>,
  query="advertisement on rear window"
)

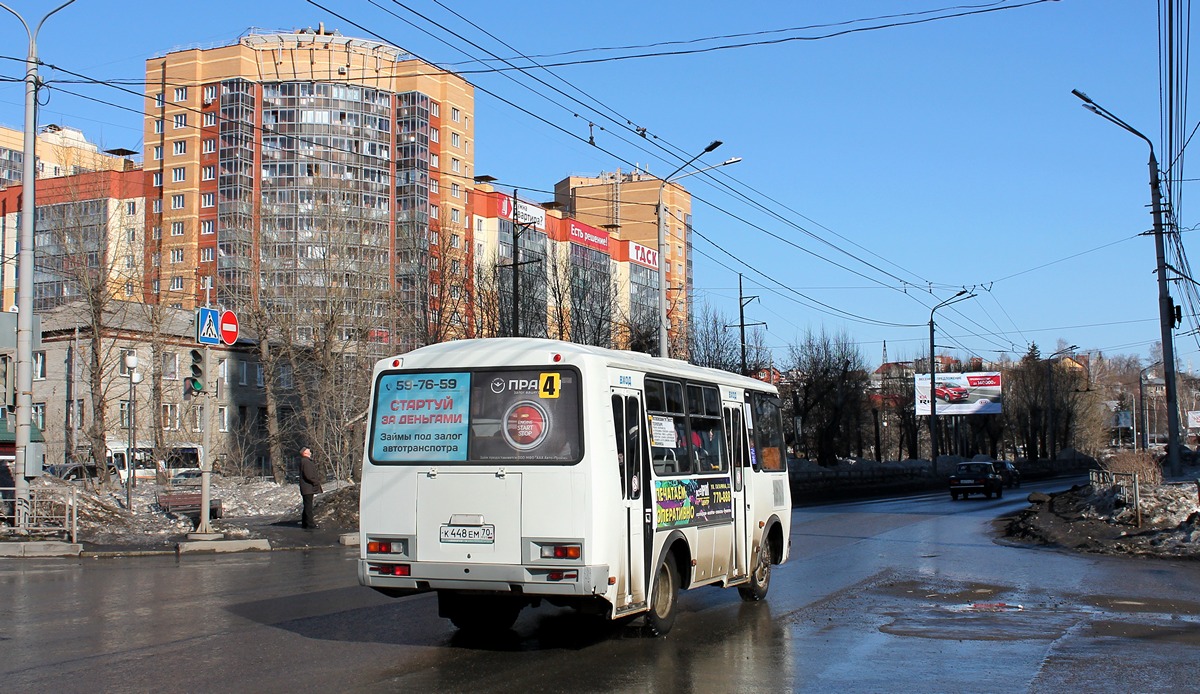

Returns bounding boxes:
[371,372,471,462]
[914,372,1003,415]
[468,369,581,463]
[655,478,733,528]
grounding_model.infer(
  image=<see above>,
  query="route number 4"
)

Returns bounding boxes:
[538,373,561,399]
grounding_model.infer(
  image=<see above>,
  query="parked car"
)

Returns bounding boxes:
[992,461,1021,488]
[935,382,970,403]
[949,462,1003,500]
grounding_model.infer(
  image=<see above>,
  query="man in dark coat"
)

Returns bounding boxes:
[299,447,322,529]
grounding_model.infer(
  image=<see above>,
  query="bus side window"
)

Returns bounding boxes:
[751,393,787,472]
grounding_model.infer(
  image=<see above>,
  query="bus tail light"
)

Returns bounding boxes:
[540,544,581,560]
[367,541,391,554]
[370,563,410,577]
[367,538,408,556]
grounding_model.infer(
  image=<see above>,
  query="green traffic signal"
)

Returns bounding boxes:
[187,348,206,394]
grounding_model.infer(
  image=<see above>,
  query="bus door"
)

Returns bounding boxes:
[724,402,751,579]
[611,389,649,610]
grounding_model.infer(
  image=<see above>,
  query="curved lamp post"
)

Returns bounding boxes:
[656,140,726,357]
[1045,345,1077,462]
[1073,88,1182,476]
[928,290,973,464]
[0,0,79,529]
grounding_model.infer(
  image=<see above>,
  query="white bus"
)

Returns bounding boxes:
[358,338,792,635]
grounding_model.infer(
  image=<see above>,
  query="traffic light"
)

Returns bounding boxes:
[0,355,12,410]
[185,348,206,395]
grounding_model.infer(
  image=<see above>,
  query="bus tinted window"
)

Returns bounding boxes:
[369,368,582,464]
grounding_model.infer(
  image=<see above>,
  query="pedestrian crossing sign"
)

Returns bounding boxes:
[196,307,220,345]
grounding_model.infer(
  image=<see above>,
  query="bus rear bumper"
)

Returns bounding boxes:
[358,559,610,597]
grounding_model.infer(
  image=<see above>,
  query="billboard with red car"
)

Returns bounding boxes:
[914,372,1002,415]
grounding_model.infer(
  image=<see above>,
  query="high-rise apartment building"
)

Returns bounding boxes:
[0,123,129,188]
[554,169,693,353]
[143,27,474,350]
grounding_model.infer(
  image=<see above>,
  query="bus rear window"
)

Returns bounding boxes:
[369,368,582,464]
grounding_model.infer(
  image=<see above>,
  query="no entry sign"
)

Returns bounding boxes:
[219,310,240,345]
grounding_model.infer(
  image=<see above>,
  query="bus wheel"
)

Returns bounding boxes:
[645,556,679,636]
[738,539,772,602]
[440,593,522,633]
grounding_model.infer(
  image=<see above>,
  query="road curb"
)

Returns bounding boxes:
[176,538,273,554]
[0,541,82,557]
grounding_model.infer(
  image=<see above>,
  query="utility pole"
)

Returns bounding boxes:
[727,274,765,376]
[928,290,972,466]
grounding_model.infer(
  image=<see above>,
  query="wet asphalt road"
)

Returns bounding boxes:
[4,474,1200,693]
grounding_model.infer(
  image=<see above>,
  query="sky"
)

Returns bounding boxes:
[0,0,1182,370]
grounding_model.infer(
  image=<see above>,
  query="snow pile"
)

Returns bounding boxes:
[9,474,360,547]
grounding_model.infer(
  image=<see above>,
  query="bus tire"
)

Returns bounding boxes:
[738,538,772,602]
[645,556,680,636]
[440,593,522,633]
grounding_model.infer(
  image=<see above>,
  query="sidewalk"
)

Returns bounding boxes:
[1,517,357,558]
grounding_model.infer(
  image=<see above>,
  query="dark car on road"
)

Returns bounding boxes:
[992,461,1021,488]
[949,462,1003,500]
[935,382,970,403]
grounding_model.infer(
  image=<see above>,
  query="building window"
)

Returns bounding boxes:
[451,107,461,122]
[152,279,160,293]
[152,252,160,267]
[430,178,439,194]
[219,358,228,384]
[203,85,217,102]
[202,165,215,181]
[451,158,460,173]
[170,276,183,291]
[201,247,214,262]
[66,399,84,430]
[124,282,135,296]
[203,112,216,127]
[192,404,205,433]
[430,153,439,168]
[451,132,460,148]
[170,249,184,263]
[124,255,134,269]
[450,182,460,198]
[203,138,215,154]
[201,220,215,235]
[256,364,264,388]
[450,233,460,249]
[155,93,164,108]
[152,225,162,240]
[154,119,163,134]
[173,140,186,156]
[32,351,45,379]
[173,113,187,129]
[171,194,185,210]
[152,172,163,187]
[451,208,460,224]
[217,406,228,432]
[153,145,162,161]
[451,258,460,274]
[429,128,439,143]
[32,403,45,430]
[126,201,137,216]
[173,87,187,102]
[162,403,180,430]
[152,200,162,214]
[172,167,185,183]
[119,401,132,429]
[430,102,440,117]
[279,363,294,390]
[201,193,215,208]
[171,221,184,236]
[163,352,178,380]
[240,362,249,385]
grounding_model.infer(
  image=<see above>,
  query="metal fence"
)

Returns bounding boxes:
[1088,469,1142,527]
[0,486,78,542]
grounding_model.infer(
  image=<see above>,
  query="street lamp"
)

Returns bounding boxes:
[1045,345,1077,462]
[124,351,140,511]
[0,0,79,529]
[1073,88,1182,476]
[928,290,974,464]
[656,141,733,357]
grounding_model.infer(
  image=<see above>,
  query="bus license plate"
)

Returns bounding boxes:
[440,524,495,544]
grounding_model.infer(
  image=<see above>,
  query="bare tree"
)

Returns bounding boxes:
[784,329,870,467]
